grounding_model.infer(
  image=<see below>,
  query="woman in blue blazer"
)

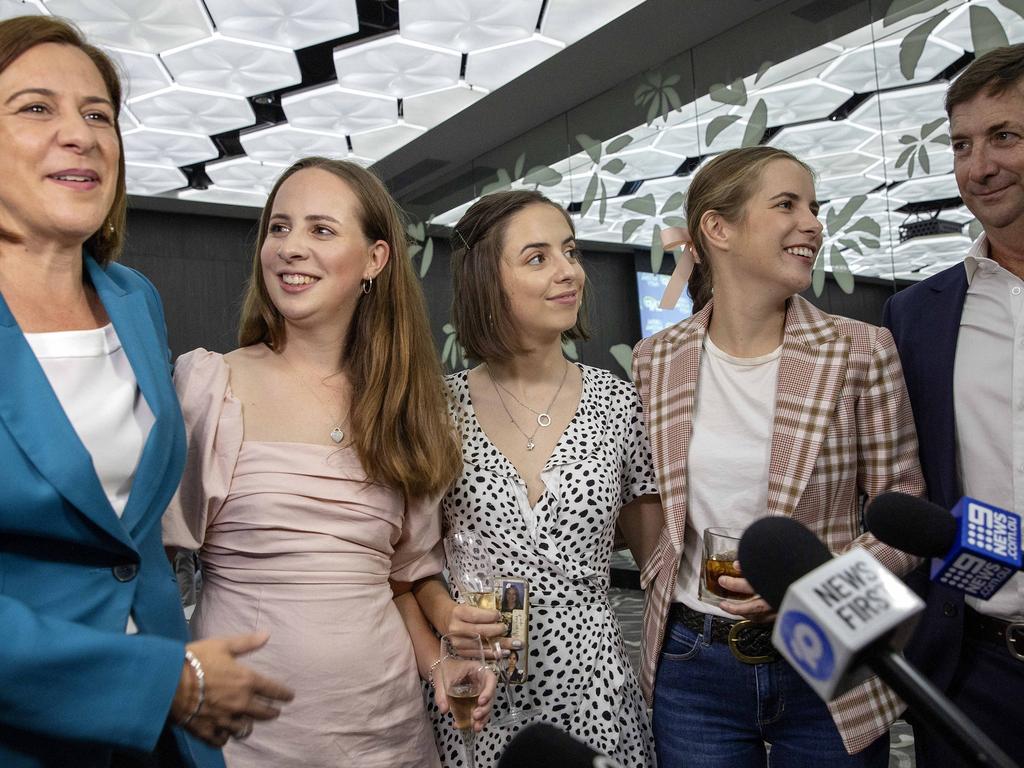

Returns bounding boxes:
[0,17,292,768]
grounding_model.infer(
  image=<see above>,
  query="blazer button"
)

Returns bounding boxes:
[113,564,138,582]
[942,602,958,617]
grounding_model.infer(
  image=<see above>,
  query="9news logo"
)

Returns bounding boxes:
[779,611,835,681]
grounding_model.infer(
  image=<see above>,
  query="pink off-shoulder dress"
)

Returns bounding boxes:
[163,349,442,768]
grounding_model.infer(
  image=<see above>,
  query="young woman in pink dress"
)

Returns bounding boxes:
[163,157,493,767]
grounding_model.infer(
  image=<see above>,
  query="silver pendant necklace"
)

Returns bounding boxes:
[281,353,348,444]
[487,361,570,451]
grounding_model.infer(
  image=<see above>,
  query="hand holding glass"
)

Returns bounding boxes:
[438,633,487,768]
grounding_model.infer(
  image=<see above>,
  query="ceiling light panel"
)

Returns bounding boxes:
[203,0,359,49]
[177,185,267,207]
[402,82,487,128]
[612,147,686,179]
[333,34,461,98]
[205,156,287,193]
[653,115,744,157]
[129,85,255,135]
[399,0,543,52]
[847,82,949,133]
[894,232,971,262]
[815,172,886,201]
[45,0,212,53]
[125,162,188,196]
[104,47,172,101]
[752,43,844,91]
[636,174,694,207]
[891,172,960,203]
[122,127,218,166]
[820,38,963,92]
[282,84,397,134]
[933,1,1024,51]
[161,34,301,97]
[539,0,644,45]
[348,122,427,161]
[464,35,564,91]
[748,79,853,124]
[769,120,879,156]
[239,124,349,164]
[0,1,44,20]
[807,151,882,179]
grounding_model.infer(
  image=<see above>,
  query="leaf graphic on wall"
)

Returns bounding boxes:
[561,338,579,360]
[709,77,747,106]
[829,245,855,294]
[650,224,664,274]
[812,250,826,297]
[898,10,948,80]
[706,114,742,146]
[969,5,1009,55]
[610,344,634,379]
[419,238,434,278]
[742,98,768,147]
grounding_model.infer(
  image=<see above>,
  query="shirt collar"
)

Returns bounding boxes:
[963,232,991,285]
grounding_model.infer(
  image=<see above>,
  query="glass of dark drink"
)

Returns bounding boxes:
[438,632,487,768]
[699,527,747,606]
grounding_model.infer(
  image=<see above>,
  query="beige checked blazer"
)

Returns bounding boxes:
[631,294,925,754]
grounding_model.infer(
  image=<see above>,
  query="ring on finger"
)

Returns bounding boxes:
[233,718,254,740]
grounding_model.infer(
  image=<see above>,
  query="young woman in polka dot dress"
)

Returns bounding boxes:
[414,191,661,767]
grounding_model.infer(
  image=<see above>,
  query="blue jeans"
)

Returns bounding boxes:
[653,615,890,768]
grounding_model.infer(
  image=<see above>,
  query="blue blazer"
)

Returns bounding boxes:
[0,256,223,768]
[882,263,969,691]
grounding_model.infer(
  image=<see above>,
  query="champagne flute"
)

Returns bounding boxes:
[438,633,487,768]
[445,531,530,726]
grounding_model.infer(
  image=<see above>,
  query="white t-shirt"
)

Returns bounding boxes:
[24,323,155,634]
[674,335,781,617]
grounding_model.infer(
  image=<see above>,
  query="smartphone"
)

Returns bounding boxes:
[496,577,529,684]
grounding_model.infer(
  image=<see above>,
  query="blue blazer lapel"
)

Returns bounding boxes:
[86,258,174,535]
[912,267,966,508]
[0,285,132,550]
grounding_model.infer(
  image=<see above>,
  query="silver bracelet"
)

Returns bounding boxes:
[428,655,447,687]
[180,650,205,726]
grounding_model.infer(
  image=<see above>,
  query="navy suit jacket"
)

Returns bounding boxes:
[882,263,969,691]
[0,256,223,768]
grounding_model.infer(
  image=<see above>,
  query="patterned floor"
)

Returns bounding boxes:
[608,585,916,766]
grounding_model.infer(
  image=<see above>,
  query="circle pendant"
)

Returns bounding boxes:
[330,427,345,444]
[536,413,552,428]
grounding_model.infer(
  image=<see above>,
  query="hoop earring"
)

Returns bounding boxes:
[362,277,373,295]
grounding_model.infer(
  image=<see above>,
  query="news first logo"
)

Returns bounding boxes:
[936,499,1023,599]
[779,611,835,681]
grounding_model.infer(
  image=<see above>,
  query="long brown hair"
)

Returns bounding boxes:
[0,16,127,264]
[239,157,461,499]
[685,147,813,312]
[451,190,589,362]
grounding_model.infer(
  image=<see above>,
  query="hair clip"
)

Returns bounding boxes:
[452,227,471,252]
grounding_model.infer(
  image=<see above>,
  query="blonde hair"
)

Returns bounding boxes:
[0,16,126,263]
[685,147,813,312]
[238,157,461,499]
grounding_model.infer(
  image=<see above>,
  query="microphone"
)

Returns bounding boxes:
[497,723,622,768]
[738,517,923,701]
[865,492,1022,599]
[739,516,1019,768]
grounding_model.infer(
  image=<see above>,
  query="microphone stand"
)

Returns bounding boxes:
[867,645,1019,768]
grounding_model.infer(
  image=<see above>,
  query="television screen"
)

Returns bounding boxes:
[636,271,692,338]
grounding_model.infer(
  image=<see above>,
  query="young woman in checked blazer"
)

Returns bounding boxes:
[631,147,925,768]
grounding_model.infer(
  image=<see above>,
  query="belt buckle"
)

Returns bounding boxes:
[1007,622,1024,662]
[728,620,777,664]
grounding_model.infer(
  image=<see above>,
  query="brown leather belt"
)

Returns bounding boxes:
[668,602,779,664]
[964,607,1024,661]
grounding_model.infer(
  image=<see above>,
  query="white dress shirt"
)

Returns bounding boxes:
[954,234,1024,621]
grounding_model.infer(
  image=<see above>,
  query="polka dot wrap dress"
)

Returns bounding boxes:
[427,365,657,767]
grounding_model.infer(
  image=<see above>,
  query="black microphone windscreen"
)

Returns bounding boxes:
[864,492,957,558]
[497,723,605,768]
[738,517,832,608]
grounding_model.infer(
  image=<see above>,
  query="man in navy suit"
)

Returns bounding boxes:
[883,43,1024,766]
